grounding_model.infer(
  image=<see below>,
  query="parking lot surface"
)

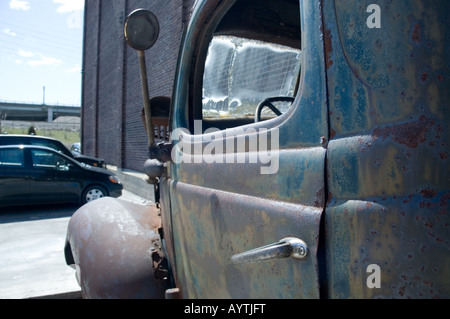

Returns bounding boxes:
[0,190,151,299]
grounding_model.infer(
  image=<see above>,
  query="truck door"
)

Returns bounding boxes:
[162,0,328,298]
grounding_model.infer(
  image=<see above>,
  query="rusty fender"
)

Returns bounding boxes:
[64,197,170,299]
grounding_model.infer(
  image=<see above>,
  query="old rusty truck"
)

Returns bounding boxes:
[64,0,450,298]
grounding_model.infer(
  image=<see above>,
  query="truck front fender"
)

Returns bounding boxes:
[64,197,170,298]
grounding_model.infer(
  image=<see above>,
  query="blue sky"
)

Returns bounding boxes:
[0,0,84,106]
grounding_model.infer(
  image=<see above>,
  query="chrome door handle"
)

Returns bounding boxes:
[231,237,308,265]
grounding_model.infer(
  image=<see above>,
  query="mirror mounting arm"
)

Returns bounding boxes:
[137,50,155,149]
[124,9,162,157]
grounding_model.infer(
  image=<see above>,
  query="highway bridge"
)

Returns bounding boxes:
[0,101,80,122]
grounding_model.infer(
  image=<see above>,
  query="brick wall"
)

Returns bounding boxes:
[82,0,193,171]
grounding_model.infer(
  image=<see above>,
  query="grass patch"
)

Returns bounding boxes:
[4,127,80,148]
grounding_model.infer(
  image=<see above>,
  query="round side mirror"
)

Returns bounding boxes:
[124,9,159,51]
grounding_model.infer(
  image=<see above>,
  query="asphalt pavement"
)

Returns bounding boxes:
[0,190,151,299]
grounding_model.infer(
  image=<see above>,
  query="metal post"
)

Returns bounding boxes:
[47,107,53,122]
[138,50,155,149]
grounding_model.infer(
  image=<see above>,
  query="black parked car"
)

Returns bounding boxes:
[0,145,122,207]
[0,135,106,168]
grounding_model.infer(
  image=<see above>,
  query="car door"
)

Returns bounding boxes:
[28,148,80,204]
[161,0,328,298]
[0,147,29,206]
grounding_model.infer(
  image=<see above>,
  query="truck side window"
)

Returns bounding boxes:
[203,36,301,121]
[197,0,302,132]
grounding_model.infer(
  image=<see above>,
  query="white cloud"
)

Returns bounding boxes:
[9,0,31,11]
[3,28,17,37]
[53,0,84,29]
[53,0,84,13]
[16,49,62,67]
[18,49,35,58]
[27,55,63,67]
[65,64,82,73]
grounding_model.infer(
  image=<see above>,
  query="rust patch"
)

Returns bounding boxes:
[372,115,434,148]
[439,152,448,160]
[314,187,325,208]
[330,128,336,140]
[420,71,429,82]
[420,189,437,199]
[323,29,333,69]
[411,23,421,44]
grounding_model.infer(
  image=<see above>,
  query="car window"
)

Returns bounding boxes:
[202,36,301,121]
[31,149,71,171]
[30,139,70,156]
[0,137,27,145]
[0,149,25,167]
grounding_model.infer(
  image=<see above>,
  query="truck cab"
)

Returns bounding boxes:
[65,0,450,298]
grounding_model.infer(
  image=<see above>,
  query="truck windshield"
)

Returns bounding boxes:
[202,35,301,120]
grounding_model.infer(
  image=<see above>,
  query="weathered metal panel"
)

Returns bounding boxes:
[65,197,170,298]
[326,195,450,298]
[326,0,450,137]
[324,0,450,297]
[169,181,323,298]
[173,148,327,207]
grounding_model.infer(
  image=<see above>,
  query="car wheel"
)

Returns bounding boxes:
[82,185,108,204]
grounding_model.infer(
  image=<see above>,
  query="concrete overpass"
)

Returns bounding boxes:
[0,101,80,122]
